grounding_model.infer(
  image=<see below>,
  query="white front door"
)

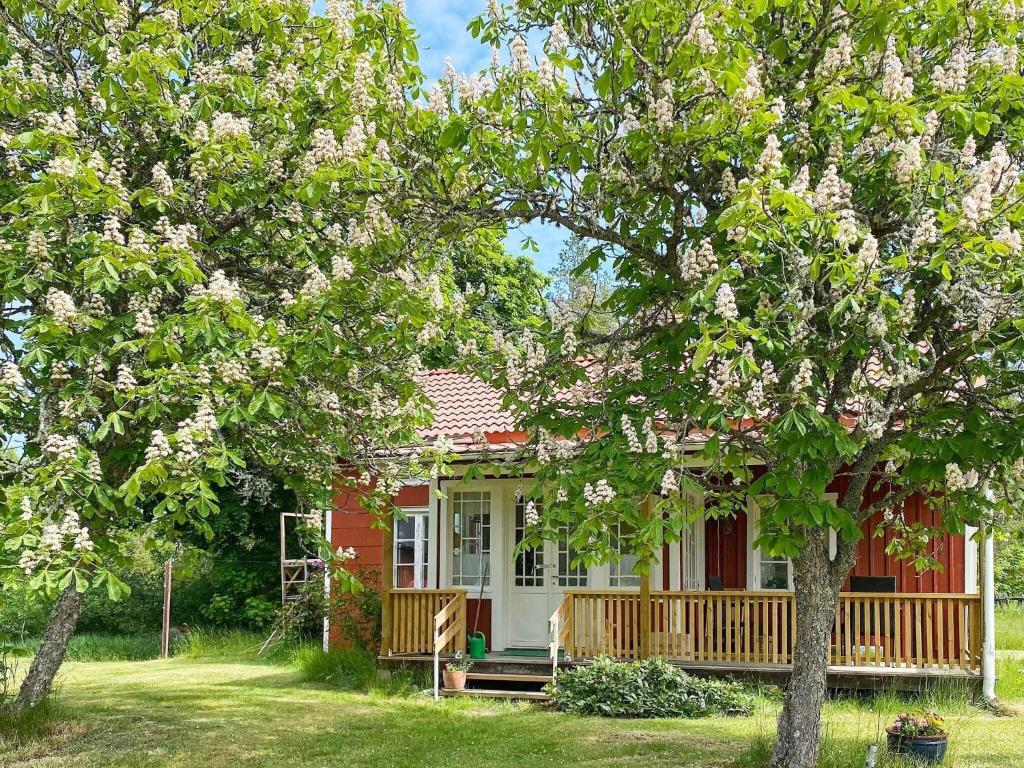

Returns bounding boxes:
[506,498,593,648]
[507,496,557,647]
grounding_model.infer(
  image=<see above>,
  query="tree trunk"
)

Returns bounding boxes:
[13,583,83,714]
[770,536,842,768]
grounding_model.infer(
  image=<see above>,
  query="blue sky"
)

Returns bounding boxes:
[398,1,572,274]
[406,0,568,274]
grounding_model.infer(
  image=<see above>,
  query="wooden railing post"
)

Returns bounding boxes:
[457,590,467,652]
[380,511,394,657]
[639,496,653,660]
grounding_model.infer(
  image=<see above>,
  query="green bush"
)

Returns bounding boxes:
[0,588,53,642]
[548,656,753,718]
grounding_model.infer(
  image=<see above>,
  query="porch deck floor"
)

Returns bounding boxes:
[379,652,980,691]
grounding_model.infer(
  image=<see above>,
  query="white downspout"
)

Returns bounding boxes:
[981,484,997,703]
[323,505,333,653]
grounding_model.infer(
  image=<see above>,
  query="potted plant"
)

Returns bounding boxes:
[886,712,948,763]
[442,653,473,690]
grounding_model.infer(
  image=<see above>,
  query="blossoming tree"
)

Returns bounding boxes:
[445,1,1024,765]
[0,0,475,713]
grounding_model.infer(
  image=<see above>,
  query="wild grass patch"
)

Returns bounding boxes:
[15,633,161,663]
[996,606,1024,651]
[292,646,429,695]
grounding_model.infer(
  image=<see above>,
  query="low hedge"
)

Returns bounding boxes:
[548,656,753,718]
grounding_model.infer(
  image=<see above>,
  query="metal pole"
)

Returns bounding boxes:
[981,483,997,702]
[161,558,173,659]
[433,631,440,701]
[323,506,332,653]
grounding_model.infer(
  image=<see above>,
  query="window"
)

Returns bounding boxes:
[394,511,429,588]
[557,526,588,587]
[452,491,490,587]
[759,551,791,590]
[514,497,544,587]
[609,522,641,588]
[748,497,793,590]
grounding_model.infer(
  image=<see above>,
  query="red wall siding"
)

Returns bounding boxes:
[332,482,384,569]
[847,494,966,593]
[826,474,967,593]
[465,598,492,649]
[704,511,747,589]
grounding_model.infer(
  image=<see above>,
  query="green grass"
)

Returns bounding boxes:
[996,605,1024,650]
[292,646,431,695]
[172,629,282,660]
[0,652,1020,768]
[13,633,161,662]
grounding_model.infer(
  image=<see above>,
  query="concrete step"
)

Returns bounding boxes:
[465,672,552,684]
[441,688,550,701]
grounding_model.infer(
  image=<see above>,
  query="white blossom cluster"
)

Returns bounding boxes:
[46,288,77,325]
[678,238,717,281]
[43,434,79,463]
[524,500,540,526]
[944,462,979,492]
[198,270,243,303]
[1,361,25,389]
[583,479,616,506]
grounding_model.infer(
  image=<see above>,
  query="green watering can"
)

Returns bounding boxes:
[468,631,487,659]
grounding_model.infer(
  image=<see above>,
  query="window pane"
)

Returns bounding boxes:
[761,561,789,590]
[396,564,415,589]
[557,526,587,587]
[396,541,415,565]
[394,512,429,589]
[609,522,640,588]
[396,517,416,540]
[452,492,490,587]
[514,498,544,587]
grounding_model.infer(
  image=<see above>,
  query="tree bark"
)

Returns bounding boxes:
[13,583,83,714]
[770,534,842,768]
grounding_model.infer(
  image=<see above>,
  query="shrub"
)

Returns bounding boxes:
[0,587,53,642]
[548,656,753,718]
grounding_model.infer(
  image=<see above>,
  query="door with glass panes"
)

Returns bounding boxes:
[507,496,588,647]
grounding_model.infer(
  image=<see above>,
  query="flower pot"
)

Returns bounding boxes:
[886,729,948,763]
[442,669,467,690]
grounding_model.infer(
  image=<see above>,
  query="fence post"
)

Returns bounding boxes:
[161,558,173,659]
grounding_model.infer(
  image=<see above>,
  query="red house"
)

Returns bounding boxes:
[327,369,985,696]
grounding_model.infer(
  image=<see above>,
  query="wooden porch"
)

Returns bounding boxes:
[381,588,982,692]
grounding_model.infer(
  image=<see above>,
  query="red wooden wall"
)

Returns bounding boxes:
[704,513,748,589]
[698,487,967,593]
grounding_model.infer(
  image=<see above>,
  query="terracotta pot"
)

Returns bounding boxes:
[443,669,467,690]
[886,729,948,763]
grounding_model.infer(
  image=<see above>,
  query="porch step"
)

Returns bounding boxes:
[441,688,550,701]
[466,672,552,684]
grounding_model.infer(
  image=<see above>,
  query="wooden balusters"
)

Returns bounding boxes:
[386,589,467,655]
[557,589,980,673]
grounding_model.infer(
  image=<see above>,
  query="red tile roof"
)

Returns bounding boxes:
[416,369,518,443]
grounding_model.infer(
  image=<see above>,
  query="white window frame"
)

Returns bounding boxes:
[668,490,706,591]
[450,489,493,588]
[513,496,545,588]
[609,520,642,588]
[394,507,430,589]
[747,497,793,591]
[747,494,840,590]
[557,525,589,588]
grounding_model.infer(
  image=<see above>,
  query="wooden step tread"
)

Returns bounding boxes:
[442,688,550,701]
[465,672,552,683]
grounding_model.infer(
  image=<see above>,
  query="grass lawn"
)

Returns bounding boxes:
[1,648,1022,768]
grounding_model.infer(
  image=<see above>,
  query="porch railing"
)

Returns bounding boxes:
[387,589,466,656]
[432,591,468,700]
[555,590,981,672]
